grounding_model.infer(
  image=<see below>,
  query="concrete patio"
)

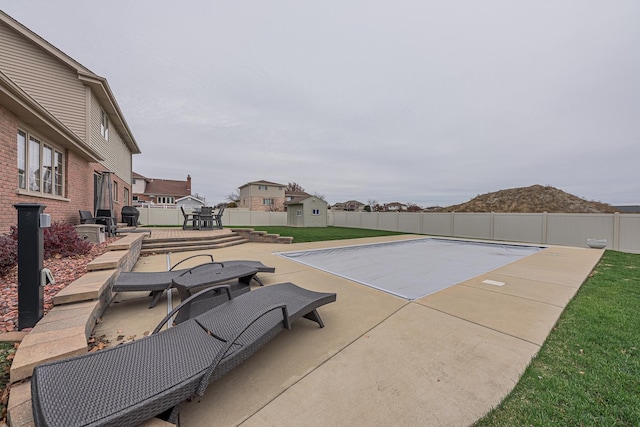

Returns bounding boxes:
[92,234,603,426]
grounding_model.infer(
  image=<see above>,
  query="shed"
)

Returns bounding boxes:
[286,196,328,227]
[176,195,205,209]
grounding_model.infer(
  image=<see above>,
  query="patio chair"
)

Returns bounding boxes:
[198,206,215,229]
[180,206,199,230]
[78,210,96,224]
[95,209,118,235]
[213,204,226,229]
[112,254,276,308]
[79,210,117,235]
[31,282,337,427]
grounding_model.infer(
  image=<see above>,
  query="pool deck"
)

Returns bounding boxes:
[94,234,604,426]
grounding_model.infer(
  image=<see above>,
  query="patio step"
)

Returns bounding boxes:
[140,233,248,255]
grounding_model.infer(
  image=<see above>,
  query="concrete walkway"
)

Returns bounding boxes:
[94,235,603,426]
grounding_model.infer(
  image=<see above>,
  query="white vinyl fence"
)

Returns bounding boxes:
[136,206,640,253]
[329,211,640,253]
[136,206,288,228]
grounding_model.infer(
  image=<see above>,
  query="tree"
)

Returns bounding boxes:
[225,189,240,203]
[367,199,378,212]
[406,203,423,212]
[286,182,305,193]
[312,192,327,202]
[191,193,206,205]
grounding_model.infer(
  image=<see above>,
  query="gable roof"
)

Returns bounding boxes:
[240,180,286,188]
[142,178,190,197]
[0,10,140,155]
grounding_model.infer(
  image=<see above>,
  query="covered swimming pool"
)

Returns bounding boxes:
[278,238,543,299]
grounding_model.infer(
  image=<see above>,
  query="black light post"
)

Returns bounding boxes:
[13,203,50,329]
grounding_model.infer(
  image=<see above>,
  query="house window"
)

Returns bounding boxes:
[258,185,268,190]
[101,109,109,141]
[113,181,119,201]
[263,198,274,205]
[54,150,63,196]
[157,196,174,204]
[296,210,302,216]
[312,209,320,215]
[124,188,130,205]
[132,195,139,202]
[18,130,65,196]
[17,131,26,189]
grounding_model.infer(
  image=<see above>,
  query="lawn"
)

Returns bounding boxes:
[474,250,640,426]
[233,225,408,243]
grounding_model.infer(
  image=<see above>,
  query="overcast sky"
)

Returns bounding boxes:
[2,1,639,206]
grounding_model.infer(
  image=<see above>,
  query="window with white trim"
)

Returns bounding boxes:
[263,198,274,205]
[312,209,320,215]
[258,185,268,190]
[157,196,174,204]
[296,210,302,216]
[101,109,109,141]
[17,130,65,196]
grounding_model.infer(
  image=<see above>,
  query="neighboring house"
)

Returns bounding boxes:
[384,202,408,212]
[132,172,191,205]
[332,200,365,212]
[286,196,328,227]
[0,11,141,233]
[238,180,286,212]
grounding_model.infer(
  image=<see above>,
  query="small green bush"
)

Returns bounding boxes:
[0,222,93,275]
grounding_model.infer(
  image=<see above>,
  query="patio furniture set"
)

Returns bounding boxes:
[181,205,225,230]
[30,253,337,427]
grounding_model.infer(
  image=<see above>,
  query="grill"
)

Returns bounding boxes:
[121,206,140,226]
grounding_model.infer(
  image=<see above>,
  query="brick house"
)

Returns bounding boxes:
[238,180,286,212]
[132,172,191,205]
[0,11,140,234]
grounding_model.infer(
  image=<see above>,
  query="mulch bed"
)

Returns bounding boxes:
[0,238,118,333]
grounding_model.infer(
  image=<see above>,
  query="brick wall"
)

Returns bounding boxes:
[0,105,132,234]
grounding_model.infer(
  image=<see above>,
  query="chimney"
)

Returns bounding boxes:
[187,175,192,194]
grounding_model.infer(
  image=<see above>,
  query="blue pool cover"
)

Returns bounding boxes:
[277,238,542,300]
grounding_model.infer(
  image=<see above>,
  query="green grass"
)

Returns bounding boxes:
[474,250,640,426]
[232,226,409,243]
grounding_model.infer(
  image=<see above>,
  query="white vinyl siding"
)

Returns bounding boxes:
[89,94,132,185]
[0,22,87,140]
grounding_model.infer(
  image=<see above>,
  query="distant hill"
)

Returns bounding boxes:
[432,185,619,213]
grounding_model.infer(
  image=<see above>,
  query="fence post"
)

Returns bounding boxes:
[613,212,620,251]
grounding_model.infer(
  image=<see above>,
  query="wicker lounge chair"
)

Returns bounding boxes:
[112,254,276,308]
[31,283,336,427]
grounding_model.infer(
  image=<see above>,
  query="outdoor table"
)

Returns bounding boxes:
[171,264,258,302]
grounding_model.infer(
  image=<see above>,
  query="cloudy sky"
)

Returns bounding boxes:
[2,1,639,207]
